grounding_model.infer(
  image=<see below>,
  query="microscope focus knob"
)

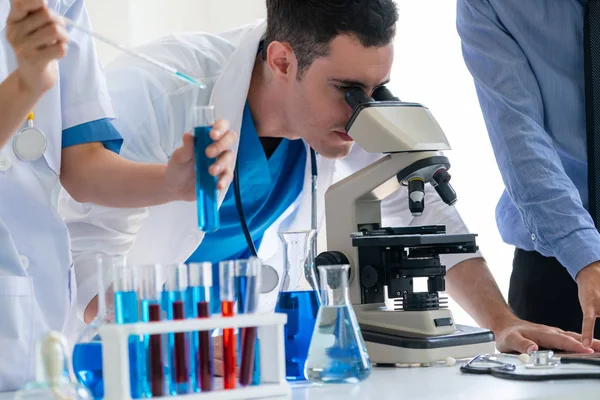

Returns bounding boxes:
[408,177,425,216]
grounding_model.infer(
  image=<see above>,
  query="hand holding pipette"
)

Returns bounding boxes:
[57,13,206,89]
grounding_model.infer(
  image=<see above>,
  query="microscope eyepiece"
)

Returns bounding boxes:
[345,88,373,111]
[372,86,400,102]
[432,168,457,206]
[408,177,425,216]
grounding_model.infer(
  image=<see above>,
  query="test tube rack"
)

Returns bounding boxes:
[99,313,290,400]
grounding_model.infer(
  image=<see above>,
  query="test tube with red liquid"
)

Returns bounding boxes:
[188,262,214,392]
[164,264,190,395]
[239,257,262,386]
[139,264,165,397]
[220,260,237,389]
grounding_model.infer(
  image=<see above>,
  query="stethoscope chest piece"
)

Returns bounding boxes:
[260,264,279,294]
[14,113,47,162]
[525,350,559,369]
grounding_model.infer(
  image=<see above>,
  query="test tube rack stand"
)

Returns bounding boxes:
[99,313,291,400]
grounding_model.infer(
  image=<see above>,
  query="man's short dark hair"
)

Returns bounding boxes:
[265,0,398,79]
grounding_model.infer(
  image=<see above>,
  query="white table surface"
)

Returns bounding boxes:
[1,363,599,400]
[290,363,600,400]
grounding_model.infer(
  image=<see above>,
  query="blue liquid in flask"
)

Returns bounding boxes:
[275,290,320,381]
[194,126,219,232]
[304,305,371,384]
[72,340,143,400]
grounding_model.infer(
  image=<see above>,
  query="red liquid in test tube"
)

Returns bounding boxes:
[197,301,214,391]
[172,300,189,385]
[148,303,164,396]
[222,300,236,389]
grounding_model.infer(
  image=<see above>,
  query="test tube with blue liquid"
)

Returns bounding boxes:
[138,265,165,397]
[188,262,215,392]
[193,105,219,232]
[163,264,190,395]
[113,263,144,398]
[238,257,262,386]
[72,254,122,400]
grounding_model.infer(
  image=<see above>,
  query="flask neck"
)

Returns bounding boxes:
[318,265,350,307]
[279,230,317,292]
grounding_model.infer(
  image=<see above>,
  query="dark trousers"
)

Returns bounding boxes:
[509,248,600,339]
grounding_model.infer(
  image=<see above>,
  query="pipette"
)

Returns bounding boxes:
[61,16,206,89]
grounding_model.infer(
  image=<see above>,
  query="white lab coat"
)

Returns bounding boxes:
[57,20,482,319]
[0,0,115,391]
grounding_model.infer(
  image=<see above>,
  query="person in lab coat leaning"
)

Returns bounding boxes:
[0,0,235,391]
[59,0,600,367]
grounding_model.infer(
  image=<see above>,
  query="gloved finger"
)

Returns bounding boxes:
[581,308,597,348]
[210,119,231,141]
[209,150,234,177]
[503,332,538,355]
[217,169,233,191]
[563,331,600,352]
[172,133,195,164]
[206,130,236,158]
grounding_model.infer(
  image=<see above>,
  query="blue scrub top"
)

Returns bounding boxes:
[186,103,306,312]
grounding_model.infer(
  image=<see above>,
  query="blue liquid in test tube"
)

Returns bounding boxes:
[194,105,219,232]
[113,264,144,399]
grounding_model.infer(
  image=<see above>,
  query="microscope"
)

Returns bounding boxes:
[316,87,495,365]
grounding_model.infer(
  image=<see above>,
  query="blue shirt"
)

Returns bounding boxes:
[186,103,306,303]
[62,118,123,153]
[457,0,598,279]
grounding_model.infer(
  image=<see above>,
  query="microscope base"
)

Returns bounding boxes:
[362,324,496,365]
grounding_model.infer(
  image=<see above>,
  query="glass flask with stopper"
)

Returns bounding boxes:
[16,331,92,400]
[274,230,320,382]
[304,264,371,383]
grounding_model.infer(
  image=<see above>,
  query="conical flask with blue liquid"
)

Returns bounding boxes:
[274,230,320,382]
[304,264,371,384]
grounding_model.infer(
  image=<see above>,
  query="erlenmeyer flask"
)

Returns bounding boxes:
[274,230,320,382]
[72,254,121,399]
[304,265,371,384]
[16,332,92,400]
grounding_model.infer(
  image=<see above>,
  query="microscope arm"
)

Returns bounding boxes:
[324,151,445,305]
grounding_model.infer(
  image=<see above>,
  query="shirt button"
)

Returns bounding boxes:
[531,234,537,241]
[0,156,11,172]
[20,255,30,269]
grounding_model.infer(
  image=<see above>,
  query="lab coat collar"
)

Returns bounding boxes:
[0,2,10,32]
[209,20,267,158]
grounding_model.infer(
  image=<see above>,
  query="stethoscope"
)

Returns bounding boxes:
[233,145,318,293]
[460,351,600,381]
[13,111,47,162]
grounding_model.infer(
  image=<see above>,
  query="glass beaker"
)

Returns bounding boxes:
[274,230,320,382]
[304,265,371,384]
[72,254,122,399]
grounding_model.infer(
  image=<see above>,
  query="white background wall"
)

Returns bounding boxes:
[85,0,513,327]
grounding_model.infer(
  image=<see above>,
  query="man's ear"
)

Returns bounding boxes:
[265,40,298,82]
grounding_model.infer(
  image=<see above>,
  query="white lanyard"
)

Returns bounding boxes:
[13,111,47,161]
